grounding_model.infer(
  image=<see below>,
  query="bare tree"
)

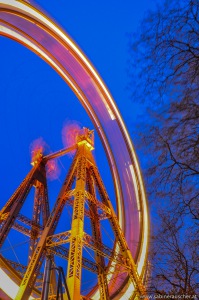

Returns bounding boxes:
[148,213,199,297]
[143,97,199,221]
[129,0,199,104]
[128,0,199,296]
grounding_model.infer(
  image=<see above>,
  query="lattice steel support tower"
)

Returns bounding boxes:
[0,128,148,300]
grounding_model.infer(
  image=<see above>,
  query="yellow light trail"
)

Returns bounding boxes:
[0,0,149,298]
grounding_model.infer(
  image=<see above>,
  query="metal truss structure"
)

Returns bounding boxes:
[0,128,148,299]
[0,1,150,298]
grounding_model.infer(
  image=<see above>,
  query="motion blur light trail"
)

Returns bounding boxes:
[46,159,60,180]
[30,137,60,180]
[62,121,81,156]
[0,0,149,298]
[30,137,46,165]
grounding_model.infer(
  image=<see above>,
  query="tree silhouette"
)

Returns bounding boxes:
[148,212,199,297]
[129,0,199,104]
[129,0,199,296]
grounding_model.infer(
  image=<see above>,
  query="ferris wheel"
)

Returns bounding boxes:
[0,1,149,299]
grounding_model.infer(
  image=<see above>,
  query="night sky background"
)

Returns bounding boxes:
[0,0,157,296]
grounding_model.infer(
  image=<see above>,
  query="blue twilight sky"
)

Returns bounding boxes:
[0,0,157,295]
[0,0,157,199]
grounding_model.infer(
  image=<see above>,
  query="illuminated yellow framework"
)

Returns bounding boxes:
[0,128,148,300]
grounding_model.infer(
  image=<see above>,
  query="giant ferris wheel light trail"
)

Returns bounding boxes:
[0,1,149,299]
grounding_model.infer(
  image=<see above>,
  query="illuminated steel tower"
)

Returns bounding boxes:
[0,128,148,300]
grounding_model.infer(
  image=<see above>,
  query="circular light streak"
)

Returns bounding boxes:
[0,0,149,298]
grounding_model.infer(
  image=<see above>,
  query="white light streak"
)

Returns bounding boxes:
[129,164,140,211]
[0,268,34,300]
[0,1,149,298]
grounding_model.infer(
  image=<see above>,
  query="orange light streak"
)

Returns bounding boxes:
[62,121,81,156]
[46,159,60,180]
[0,1,149,298]
[30,137,46,165]
[30,138,60,180]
